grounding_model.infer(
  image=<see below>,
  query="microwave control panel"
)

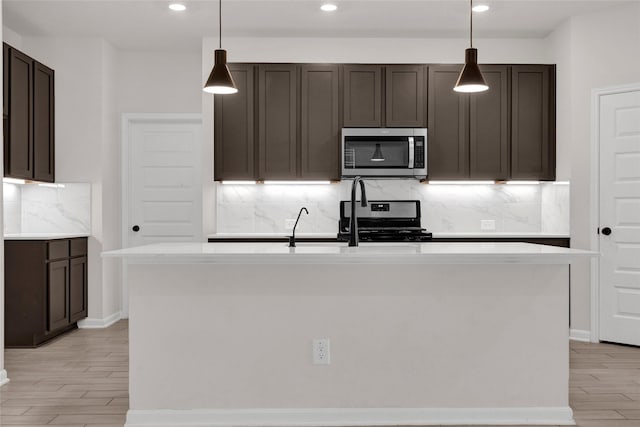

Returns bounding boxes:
[414,138,425,169]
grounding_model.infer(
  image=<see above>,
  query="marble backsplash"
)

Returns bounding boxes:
[216,180,570,235]
[3,182,91,234]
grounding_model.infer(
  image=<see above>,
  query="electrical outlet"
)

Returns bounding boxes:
[285,219,296,230]
[312,338,330,365]
[480,220,496,231]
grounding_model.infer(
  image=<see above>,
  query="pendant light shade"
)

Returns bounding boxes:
[454,48,488,93]
[454,0,489,93]
[203,0,237,94]
[371,143,385,162]
[203,50,237,94]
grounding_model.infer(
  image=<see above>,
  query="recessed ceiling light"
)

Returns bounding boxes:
[472,4,490,13]
[169,3,187,11]
[321,4,338,12]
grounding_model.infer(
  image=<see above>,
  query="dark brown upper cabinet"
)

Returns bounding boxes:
[343,65,382,127]
[344,64,427,128]
[385,65,426,127]
[511,65,556,180]
[6,46,34,180]
[33,61,55,182]
[427,65,469,179]
[258,64,298,180]
[3,43,55,183]
[214,64,255,181]
[3,43,9,118]
[469,65,509,180]
[300,64,340,180]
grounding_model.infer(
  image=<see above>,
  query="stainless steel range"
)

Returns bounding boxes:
[337,200,433,242]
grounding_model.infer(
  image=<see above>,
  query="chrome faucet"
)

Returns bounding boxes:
[289,207,309,247]
[349,176,367,247]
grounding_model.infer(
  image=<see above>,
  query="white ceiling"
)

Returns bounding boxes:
[3,0,636,51]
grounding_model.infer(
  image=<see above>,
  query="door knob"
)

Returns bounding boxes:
[132,225,140,232]
[601,227,612,236]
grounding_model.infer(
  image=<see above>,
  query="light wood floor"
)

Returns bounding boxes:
[1,320,639,426]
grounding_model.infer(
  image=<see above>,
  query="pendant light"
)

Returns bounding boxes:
[371,143,385,162]
[203,0,237,94]
[454,0,489,93]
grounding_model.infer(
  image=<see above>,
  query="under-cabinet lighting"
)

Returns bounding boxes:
[264,181,331,185]
[220,181,257,185]
[38,183,66,189]
[472,4,490,13]
[505,181,541,185]
[552,181,570,185]
[428,180,495,185]
[3,178,27,185]
[320,4,338,12]
[169,3,187,11]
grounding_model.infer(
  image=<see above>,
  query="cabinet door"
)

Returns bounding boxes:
[300,64,340,180]
[511,65,555,180]
[258,64,297,179]
[47,259,70,332]
[343,65,382,127]
[214,64,255,180]
[6,47,33,179]
[427,65,469,179]
[469,65,509,180]
[69,256,88,323]
[3,43,9,118]
[33,61,55,182]
[385,65,426,127]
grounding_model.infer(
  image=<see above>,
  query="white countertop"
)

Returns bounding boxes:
[4,233,90,240]
[103,242,594,264]
[207,232,570,239]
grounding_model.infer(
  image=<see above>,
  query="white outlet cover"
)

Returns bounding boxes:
[480,220,496,231]
[312,338,330,365]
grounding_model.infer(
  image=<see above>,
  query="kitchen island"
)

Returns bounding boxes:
[103,242,596,427]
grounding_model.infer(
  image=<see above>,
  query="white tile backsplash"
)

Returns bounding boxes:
[216,180,570,235]
[3,183,91,235]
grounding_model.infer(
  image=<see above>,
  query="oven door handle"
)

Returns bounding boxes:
[408,137,415,168]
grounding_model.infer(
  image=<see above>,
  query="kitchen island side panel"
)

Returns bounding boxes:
[127,263,568,412]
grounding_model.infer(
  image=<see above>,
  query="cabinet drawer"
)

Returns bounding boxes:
[70,238,87,257]
[47,240,69,260]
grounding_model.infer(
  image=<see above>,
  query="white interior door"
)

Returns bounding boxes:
[599,89,640,346]
[125,115,203,247]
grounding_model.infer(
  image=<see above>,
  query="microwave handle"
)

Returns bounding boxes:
[408,137,415,168]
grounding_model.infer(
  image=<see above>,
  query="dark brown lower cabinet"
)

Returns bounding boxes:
[5,237,88,348]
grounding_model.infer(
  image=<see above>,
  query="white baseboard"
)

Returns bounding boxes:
[78,311,122,329]
[125,407,575,426]
[569,329,591,342]
[0,369,10,387]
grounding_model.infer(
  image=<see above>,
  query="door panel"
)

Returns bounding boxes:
[343,65,382,127]
[258,64,298,179]
[599,89,640,346]
[300,64,340,180]
[129,118,203,247]
[385,65,426,127]
[214,64,255,180]
[48,259,69,332]
[470,65,509,180]
[427,65,469,179]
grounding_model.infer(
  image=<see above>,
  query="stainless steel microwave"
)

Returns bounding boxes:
[341,128,427,179]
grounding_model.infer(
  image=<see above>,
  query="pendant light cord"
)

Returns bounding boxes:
[219,0,222,49]
[469,0,473,48]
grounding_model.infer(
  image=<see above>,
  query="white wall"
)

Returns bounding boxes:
[547,2,640,332]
